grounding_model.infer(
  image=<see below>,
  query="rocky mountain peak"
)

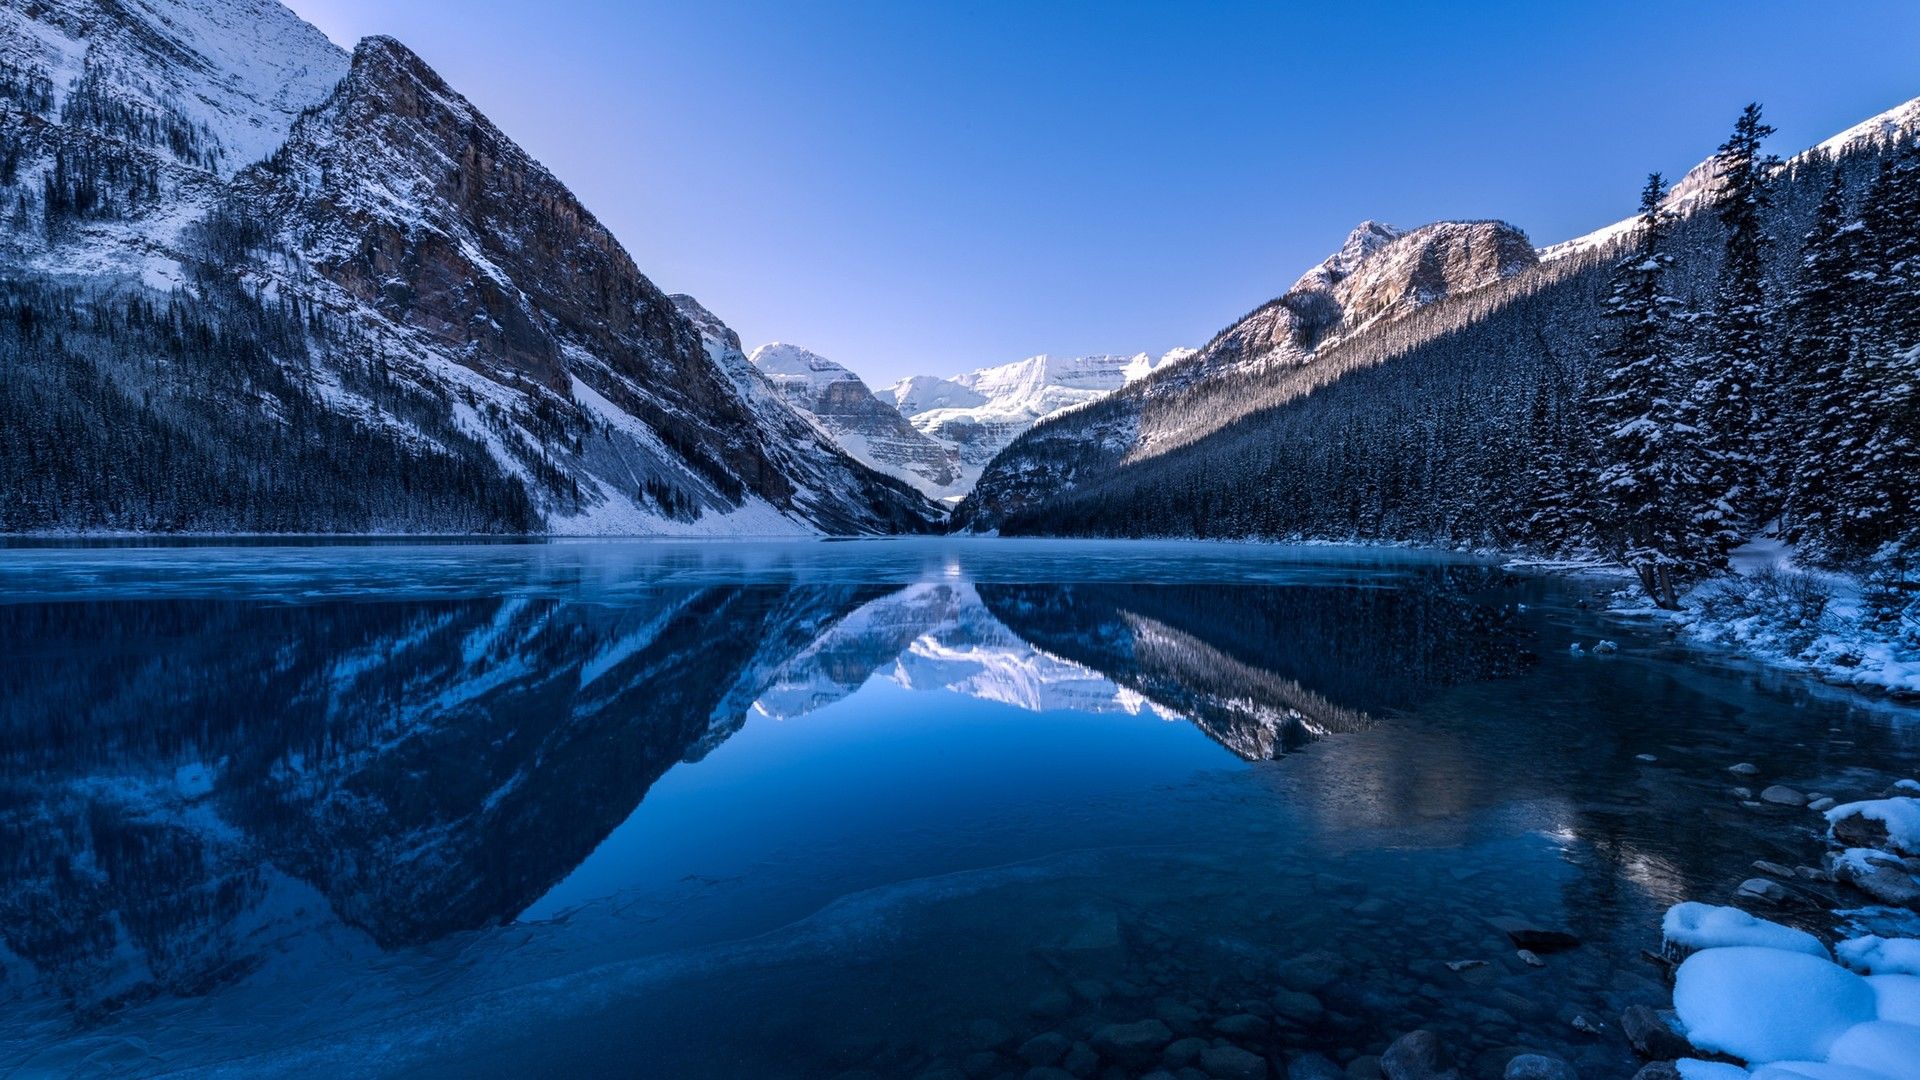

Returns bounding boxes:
[1334,219,1537,331]
[1292,219,1406,293]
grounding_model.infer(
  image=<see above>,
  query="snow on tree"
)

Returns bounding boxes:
[1692,103,1780,539]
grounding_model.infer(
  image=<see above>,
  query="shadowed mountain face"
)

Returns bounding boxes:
[977,569,1531,759]
[0,585,894,1013]
[0,561,1534,1021]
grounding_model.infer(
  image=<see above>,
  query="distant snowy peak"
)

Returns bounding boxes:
[746,342,964,501]
[1542,94,1920,262]
[0,0,350,174]
[749,342,865,390]
[890,374,989,416]
[882,347,1193,488]
[892,348,1192,420]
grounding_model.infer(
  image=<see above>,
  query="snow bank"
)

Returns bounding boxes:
[1673,947,1878,1062]
[1750,1064,1901,1080]
[1659,544,1920,698]
[1826,1021,1920,1079]
[1681,1063,1754,1080]
[1828,799,1920,855]
[1840,937,1920,977]
[1666,902,1829,957]
[1869,975,1920,1024]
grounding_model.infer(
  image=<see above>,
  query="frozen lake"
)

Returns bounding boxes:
[1,539,1915,1077]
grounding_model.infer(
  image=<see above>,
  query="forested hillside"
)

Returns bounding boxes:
[968,105,1919,618]
[0,0,938,536]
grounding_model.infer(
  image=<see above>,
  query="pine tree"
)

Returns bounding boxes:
[1692,103,1779,535]
[1842,141,1920,561]
[1780,164,1867,557]
[1590,174,1711,608]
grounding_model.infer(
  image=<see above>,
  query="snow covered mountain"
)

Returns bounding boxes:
[956,219,1539,530]
[883,349,1194,492]
[0,0,939,536]
[960,94,1920,551]
[750,581,1184,722]
[747,342,964,501]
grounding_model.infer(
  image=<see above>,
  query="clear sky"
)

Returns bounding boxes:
[284,0,1920,387]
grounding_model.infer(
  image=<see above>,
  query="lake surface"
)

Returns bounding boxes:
[0,539,1915,1078]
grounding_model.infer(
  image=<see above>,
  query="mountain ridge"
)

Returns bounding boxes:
[0,0,940,536]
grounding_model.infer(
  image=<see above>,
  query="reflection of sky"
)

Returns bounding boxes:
[526,679,1238,924]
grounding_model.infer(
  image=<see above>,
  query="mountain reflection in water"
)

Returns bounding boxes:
[6,542,1909,1079]
[0,557,1520,1022]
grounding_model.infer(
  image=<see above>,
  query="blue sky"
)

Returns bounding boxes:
[286,0,1920,386]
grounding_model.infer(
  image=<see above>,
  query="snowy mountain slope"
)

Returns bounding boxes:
[957,219,1540,530]
[747,342,964,501]
[0,0,349,175]
[0,0,938,536]
[1541,93,1920,262]
[880,348,1194,492]
[966,94,1920,547]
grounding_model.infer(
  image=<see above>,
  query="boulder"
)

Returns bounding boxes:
[1729,763,1761,776]
[1199,1045,1270,1080]
[1835,858,1920,907]
[1019,1032,1071,1066]
[1736,878,1789,904]
[1164,1037,1208,1067]
[1380,1030,1460,1080]
[1287,1054,1344,1080]
[1272,990,1326,1025]
[1503,1054,1577,1080]
[1090,1020,1174,1068]
[1760,786,1806,806]
[1213,1014,1268,1039]
[1620,1004,1693,1060]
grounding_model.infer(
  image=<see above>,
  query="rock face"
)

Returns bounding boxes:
[0,0,938,536]
[956,220,1537,532]
[749,343,964,501]
[1182,220,1537,381]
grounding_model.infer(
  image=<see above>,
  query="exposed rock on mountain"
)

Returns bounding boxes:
[748,343,963,501]
[956,219,1540,531]
[961,95,1920,551]
[0,0,937,536]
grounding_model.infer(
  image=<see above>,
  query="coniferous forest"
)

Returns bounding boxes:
[990,106,1920,634]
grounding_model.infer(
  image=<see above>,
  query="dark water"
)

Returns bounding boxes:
[0,540,1915,1079]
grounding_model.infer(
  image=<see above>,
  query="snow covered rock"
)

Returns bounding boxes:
[1868,975,1920,1024]
[1828,800,1920,857]
[1749,1064,1899,1080]
[1831,853,1920,908]
[1672,946,1877,1063]
[1838,937,1920,977]
[1825,1021,1920,1079]
[1675,1063,1752,1080]
[1663,902,1828,958]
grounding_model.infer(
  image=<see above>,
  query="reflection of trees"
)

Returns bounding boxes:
[0,585,892,1013]
[980,570,1528,760]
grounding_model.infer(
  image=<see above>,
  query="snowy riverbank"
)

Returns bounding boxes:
[1638,784,1920,1080]
[1604,541,1920,700]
